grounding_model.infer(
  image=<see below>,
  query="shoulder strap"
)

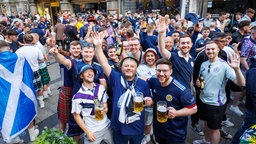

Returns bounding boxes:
[90,84,101,115]
[93,83,100,99]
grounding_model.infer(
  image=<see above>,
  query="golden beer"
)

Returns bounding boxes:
[95,107,104,121]
[116,43,123,56]
[134,96,144,112]
[157,105,168,123]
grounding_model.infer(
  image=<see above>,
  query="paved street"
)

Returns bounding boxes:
[1,56,246,144]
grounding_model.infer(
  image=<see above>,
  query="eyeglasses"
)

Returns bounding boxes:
[208,64,211,73]
[156,69,170,73]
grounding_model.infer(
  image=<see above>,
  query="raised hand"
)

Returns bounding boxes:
[232,42,240,54]
[49,47,58,56]
[88,24,93,31]
[194,22,203,32]
[46,38,56,47]
[91,32,103,47]
[156,16,167,34]
[228,53,240,70]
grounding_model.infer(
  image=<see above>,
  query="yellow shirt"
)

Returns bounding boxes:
[76,22,84,30]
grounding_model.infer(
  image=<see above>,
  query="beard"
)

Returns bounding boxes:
[174,38,179,43]
[84,77,94,83]
[158,75,171,85]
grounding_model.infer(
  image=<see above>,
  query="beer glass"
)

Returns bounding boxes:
[116,43,123,56]
[133,92,144,113]
[157,101,168,123]
[95,102,104,121]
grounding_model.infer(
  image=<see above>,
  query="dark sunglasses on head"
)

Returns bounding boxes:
[208,64,211,73]
[83,43,94,47]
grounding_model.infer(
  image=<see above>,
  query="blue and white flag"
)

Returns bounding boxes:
[0,51,37,142]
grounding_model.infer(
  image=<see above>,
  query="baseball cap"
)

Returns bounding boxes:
[79,65,95,75]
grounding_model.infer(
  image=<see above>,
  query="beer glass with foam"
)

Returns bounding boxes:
[95,102,104,121]
[133,92,144,113]
[157,101,168,123]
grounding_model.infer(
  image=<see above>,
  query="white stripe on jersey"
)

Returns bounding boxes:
[173,79,186,91]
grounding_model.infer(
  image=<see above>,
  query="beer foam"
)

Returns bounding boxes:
[157,106,167,112]
[134,96,143,102]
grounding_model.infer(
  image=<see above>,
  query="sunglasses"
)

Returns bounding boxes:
[208,64,211,73]
[83,43,94,47]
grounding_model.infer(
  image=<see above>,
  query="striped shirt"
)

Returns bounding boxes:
[71,83,110,133]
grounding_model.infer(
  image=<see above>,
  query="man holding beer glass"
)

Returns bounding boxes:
[71,65,113,144]
[148,58,197,144]
[92,32,153,144]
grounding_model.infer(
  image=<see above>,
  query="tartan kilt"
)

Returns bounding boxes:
[39,66,51,85]
[65,85,83,137]
[33,70,42,91]
[58,86,73,123]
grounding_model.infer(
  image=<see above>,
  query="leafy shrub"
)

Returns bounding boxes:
[34,128,76,144]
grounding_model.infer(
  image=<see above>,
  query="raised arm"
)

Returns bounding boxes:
[228,54,245,87]
[48,39,71,69]
[157,17,171,59]
[91,32,112,78]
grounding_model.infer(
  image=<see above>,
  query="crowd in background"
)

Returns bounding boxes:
[0,6,256,144]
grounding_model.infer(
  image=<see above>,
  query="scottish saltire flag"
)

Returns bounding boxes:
[0,51,37,142]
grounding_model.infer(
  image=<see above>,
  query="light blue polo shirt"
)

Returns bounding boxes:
[199,58,236,106]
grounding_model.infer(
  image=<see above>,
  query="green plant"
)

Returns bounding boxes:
[34,128,76,144]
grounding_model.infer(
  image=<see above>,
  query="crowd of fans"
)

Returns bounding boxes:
[0,7,256,144]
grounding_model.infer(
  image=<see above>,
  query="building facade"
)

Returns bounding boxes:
[0,0,255,24]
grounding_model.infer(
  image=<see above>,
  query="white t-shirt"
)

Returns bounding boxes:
[71,84,110,133]
[223,46,235,59]
[137,64,156,79]
[35,41,47,69]
[16,44,44,72]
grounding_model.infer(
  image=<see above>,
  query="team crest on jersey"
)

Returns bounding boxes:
[191,61,194,67]
[166,94,173,102]
[213,67,220,73]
